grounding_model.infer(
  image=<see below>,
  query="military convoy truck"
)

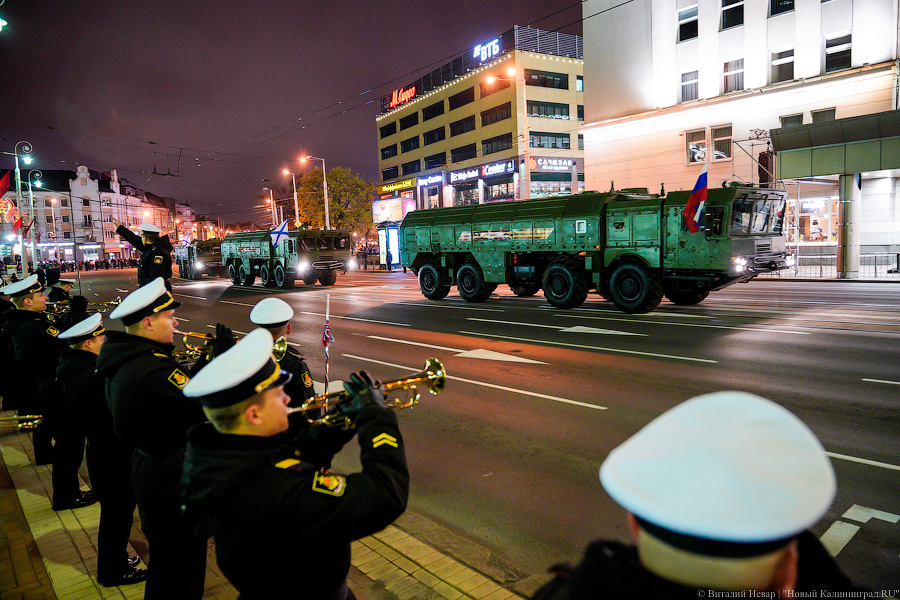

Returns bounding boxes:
[174,239,227,280]
[220,229,352,288]
[399,185,793,313]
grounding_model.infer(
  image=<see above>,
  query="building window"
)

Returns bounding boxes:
[44,199,52,207]
[450,115,476,137]
[400,136,420,153]
[812,108,836,123]
[382,166,399,180]
[423,126,446,145]
[771,0,794,16]
[62,215,70,223]
[380,122,397,138]
[780,114,803,128]
[576,75,584,92]
[448,87,475,110]
[578,134,584,150]
[450,143,477,163]
[84,215,92,226]
[381,144,398,160]
[46,215,53,224]
[481,102,512,126]
[711,125,732,161]
[480,79,510,98]
[686,129,707,163]
[61,198,69,207]
[530,132,570,149]
[422,101,445,121]
[678,6,699,42]
[825,34,851,73]
[63,232,71,239]
[424,152,447,170]
[482,133,513,155]
[724,59,744,93]
[771,49,794,83]
[525,69,569,90]
[722,0,743,29]
[681,71,699,102]
[401,160,420,176]
[82,197,90,206]
[101,199,112,207]
[399,113,419,130]
[527,100,569,119]
[577,105,584,121]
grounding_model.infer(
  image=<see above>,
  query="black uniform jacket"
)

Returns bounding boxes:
[56,347,125,452]
[182,406,409,600]
[47,286,71,303]
[96,330,205,455]
[531,533,865,600]
[115,225,173,285]
[279,346,316,407]
[3,309,65,398]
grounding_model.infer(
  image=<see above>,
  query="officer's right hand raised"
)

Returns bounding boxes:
[340,371,385,419]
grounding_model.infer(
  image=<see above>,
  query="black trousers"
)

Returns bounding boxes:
[50,397,85,506]
[132,451,207,600]
[19,393,53,464]
[87,441,136,581]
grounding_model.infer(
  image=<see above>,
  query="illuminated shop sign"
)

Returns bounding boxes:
[533,157,575,171]
[389,86,416,108]
[450,168,479,183]
[481,160,515,177]
[417,174,444,187]
[378,178,416,194]
[372,197,417,224]
[473,38,501,63]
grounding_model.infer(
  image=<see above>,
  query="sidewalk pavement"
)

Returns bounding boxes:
[0,412,529,600]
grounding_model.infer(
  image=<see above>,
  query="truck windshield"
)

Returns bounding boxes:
[730,198,785,235]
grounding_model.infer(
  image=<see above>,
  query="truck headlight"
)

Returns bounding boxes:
[297,261,308,273]
[347,259,357,270]
[785,254,795,267]
[731,256,747,272]
[194,261,204,270]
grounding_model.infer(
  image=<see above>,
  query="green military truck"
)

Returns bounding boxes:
[174,239,227,280]
[400,186,793,313]
[221,229,352,288]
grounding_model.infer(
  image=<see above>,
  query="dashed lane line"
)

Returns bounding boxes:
[553,313,811,335]
[862,378,900,386]
[825,452,900,471]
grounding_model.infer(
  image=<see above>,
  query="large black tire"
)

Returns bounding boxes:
[275,264,294,289]
[664,287,710,306]
[456,263,493,303]
[318,270,337,286]
[228,263,240,285]
[238,264,255,286]
[418,262,450,300]
[260,264,276,287]
[608,263,664,314]
[302,272,319,285]
[509,283,541,297]
[541,257,588,309]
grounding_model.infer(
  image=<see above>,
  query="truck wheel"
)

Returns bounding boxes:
[418,262,450,300]
[664,287,709,306]
[456,264,493,303]
[509,283,541,297]
[275,265,294,289]
[260,264,276,287]
[318,270,337,286]
[228,264,240,285]
[302,272,319,285]
[608,263,663,314]
[542,258,588,309]
[238,264,255,286]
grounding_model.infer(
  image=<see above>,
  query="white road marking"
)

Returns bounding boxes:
[826,452,900,471]
[541,306,714,320]
[342,354,606,410]
[467,317,645,336]
[366,335,545,364]
[554,313,811,335]
[458,331,717,364]
[393,301,504,312]
[175,317,189,322]
[842,504,900,524]
[115,288,130,293]
[819,521,860,557]
[301,311,410,327]
[862,378,900,386]
[175,294,207,300]
[220,300,256,307]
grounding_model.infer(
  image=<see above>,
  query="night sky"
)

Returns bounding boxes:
[0,0,582,222]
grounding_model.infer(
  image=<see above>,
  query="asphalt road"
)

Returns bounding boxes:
[76,268,900,593]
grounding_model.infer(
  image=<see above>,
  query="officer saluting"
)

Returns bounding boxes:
[57,314,147,587]
[249,298,315,407]
[97,277,207,600]
[113,221,174,289]
[181,329,409,600]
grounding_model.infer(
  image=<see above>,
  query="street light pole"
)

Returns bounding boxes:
[26,170,41,266]
[4,141,33,273]
[486,69,530,201]
[284,169,299,227]
[263,187,277,227]
[301,156,330,229]
[49,198,60,261]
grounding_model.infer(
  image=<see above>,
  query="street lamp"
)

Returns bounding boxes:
[49,198,61,261]
[283,169,300,227]
[300,156,330,229]
[26,169,42,266]
[174,218,181,243]
[2,141,33,273]
[486,67,530,201]
[262,187,277,227]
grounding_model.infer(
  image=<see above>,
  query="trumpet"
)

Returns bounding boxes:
[48,297,122,314]
[0,414,44,429]
[174,330,287,362]
[289,358,445,428]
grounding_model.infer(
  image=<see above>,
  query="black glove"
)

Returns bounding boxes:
[70,295,88,312]
[209,323,237,357]
[340,371,385,419]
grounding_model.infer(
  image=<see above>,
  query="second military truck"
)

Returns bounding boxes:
[400,185,793,313]
[174,239,227,280]
[221,229,352,288]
